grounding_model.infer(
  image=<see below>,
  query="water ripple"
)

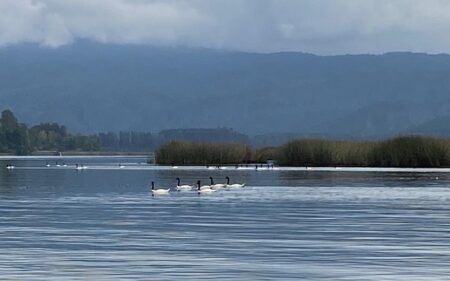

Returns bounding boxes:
[1,157,450,280]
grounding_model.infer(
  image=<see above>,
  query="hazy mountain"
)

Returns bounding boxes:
[1,41,450,138]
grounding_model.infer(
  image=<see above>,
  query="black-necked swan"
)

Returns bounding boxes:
[75,164,87,170]
[209,177,225,190]
[225,176,245,188]
[151,181,170,195]
[175,177,193,191]
[197,180,215,194]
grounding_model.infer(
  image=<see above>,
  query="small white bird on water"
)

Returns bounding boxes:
[175,177,193,191]
[151,181,170,195]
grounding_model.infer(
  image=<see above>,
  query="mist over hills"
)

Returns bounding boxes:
[1,41,450,139]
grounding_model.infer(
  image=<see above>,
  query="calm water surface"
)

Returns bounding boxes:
[1,157,450,280]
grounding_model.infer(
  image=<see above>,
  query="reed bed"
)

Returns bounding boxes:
[156,136,450,168]
[156,141,252,165]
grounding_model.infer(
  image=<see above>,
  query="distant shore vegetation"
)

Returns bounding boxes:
[156,136,450,168]
[0,110,99,155]
[3,109,450,168]
[0,109,248,155]
[156,141,253,165]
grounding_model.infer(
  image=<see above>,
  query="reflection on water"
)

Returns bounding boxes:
[1,157,450,280]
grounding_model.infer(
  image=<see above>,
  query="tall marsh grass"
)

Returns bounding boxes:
[156,136,450,168]
[156,141,252,165]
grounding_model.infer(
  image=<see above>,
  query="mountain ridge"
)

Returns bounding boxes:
[1,41,450,137]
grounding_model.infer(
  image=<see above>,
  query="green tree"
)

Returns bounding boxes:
[0,110,30,154]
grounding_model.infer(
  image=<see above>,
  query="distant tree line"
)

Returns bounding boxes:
[156,136,450,168]
[0,109,251,154]
[0,110,99,155]
[5,108,449,167]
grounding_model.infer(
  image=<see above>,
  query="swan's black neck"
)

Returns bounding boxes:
[151,181,154,190]
[209,177,214,185]
[226,177,230,184]
[176,178,180,185]
[197,180,201,190]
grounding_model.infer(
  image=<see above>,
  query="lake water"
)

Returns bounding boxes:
[1,156,450,280]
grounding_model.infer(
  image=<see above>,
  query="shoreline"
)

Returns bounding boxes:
[31,151,152,156]
[0,154,150,160]
[3,162,450,173]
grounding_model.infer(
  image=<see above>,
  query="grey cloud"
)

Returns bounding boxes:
[1,0,450,54]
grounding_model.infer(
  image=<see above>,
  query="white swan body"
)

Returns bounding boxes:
[151,181,170,195]
[175,178,193,191]
[198,188,216,194]
[225,176,245,188]
[228,183,245,188]
[75,165,87,170]
[197,180,216,193]
[176,185,193,191]
[199,184,212,191]
[209,177,225,190]
[152,189,170,195]
[211,184,225,190]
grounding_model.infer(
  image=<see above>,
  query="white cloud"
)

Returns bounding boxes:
[2,0,450,54]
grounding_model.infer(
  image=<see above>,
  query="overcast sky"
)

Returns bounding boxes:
[1,0,450,54]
